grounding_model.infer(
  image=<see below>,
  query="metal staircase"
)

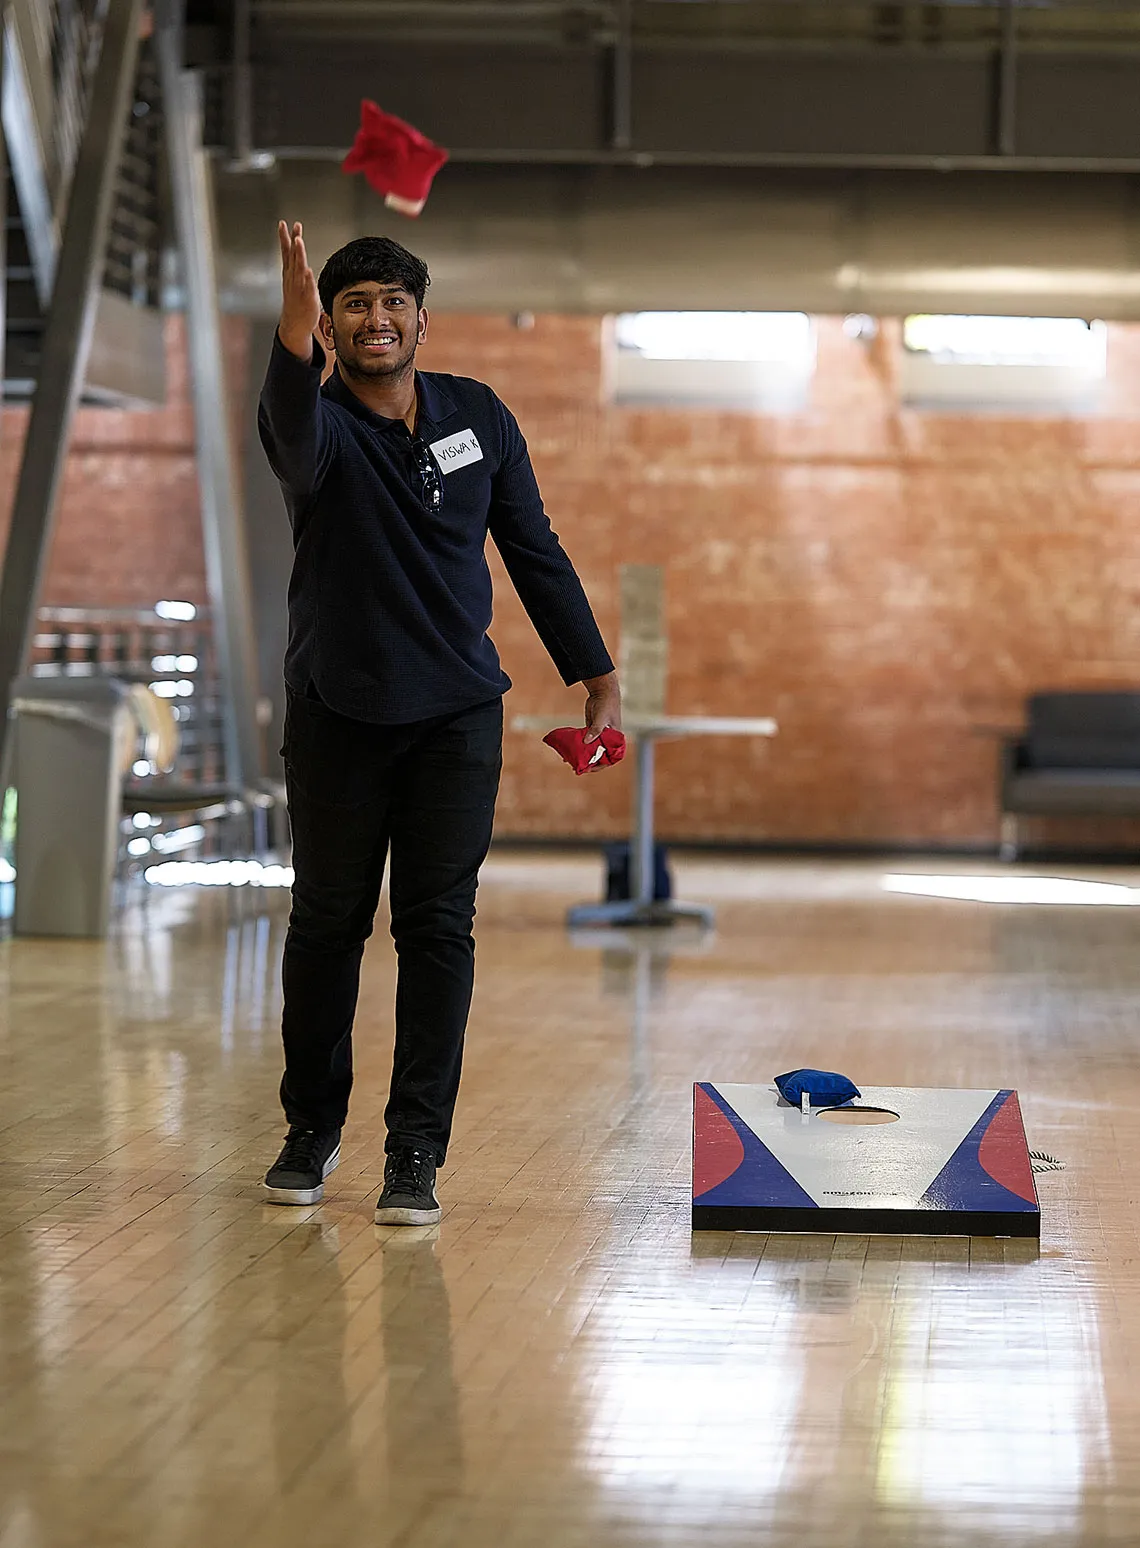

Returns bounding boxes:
[3,0,165,406]
[0,0,270,811]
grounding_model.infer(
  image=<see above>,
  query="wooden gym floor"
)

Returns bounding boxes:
[2,848,1139,1548]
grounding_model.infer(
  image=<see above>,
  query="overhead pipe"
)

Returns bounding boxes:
[212,160,1140,321]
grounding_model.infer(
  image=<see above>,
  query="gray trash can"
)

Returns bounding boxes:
[10,677,133,937]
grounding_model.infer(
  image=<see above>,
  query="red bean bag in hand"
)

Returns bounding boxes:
[341,101,449,216]
[543,726,626,775]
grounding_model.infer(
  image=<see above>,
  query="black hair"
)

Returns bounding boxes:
[317,236,430,314]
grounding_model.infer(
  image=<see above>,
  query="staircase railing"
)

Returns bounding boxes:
[30,603,227,790]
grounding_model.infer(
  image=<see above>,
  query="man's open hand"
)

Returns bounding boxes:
[277,220,321,360]
[583,671,622,742]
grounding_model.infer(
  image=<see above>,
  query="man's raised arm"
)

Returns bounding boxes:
[257,221,336,513]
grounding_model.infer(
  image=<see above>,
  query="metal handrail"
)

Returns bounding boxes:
[30,603,227,789]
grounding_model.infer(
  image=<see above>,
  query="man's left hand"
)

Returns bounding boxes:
[583,671,622,742]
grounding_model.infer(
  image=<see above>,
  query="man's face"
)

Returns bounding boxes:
[320,280,428,379]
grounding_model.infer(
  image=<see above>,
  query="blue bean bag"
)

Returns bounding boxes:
[775,1068,861,1108]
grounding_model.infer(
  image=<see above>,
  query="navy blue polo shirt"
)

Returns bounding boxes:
[258,334,614,724]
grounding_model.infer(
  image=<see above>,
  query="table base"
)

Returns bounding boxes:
[566,898,715,929]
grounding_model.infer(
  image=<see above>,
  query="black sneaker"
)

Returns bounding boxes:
[375,1146,441,1225]
[263,1126,341,1205]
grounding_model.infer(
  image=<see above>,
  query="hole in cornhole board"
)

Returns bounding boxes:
[817,1106,900,1126]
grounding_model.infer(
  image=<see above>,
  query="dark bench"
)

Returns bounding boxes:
[1000,691,1140,859]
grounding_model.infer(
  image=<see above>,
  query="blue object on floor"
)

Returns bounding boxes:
[603,841,673,902]
[774,1068,861,1108]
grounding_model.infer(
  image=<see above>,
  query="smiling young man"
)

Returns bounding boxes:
[258,224,621,1224]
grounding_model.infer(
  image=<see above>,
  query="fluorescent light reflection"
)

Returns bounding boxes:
[151,825,206,854]
[584,1283,803,1499]
[883,874,1140,906]
[144,860,293,888]
[876,1281,1107,1536]
[839,264,1140,299]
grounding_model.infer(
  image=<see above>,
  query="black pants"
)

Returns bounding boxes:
[280,689,503,1163]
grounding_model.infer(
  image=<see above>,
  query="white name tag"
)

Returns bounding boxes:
[429,429,483,473]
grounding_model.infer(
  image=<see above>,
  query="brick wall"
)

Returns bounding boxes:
[419,314,1140,849]
[18,310,1140,849]
[0,314,244,609]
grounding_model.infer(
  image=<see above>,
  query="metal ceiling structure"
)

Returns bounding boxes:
[186,0,1140,170]
[176,0,1140,318]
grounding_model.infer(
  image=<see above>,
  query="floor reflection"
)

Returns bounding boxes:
[377,1227,463,1488]
[579,1239,1109,1544]
[574,923,713,1099]
[271,1222,354,1490]
[581,1272,806,1500]
[875,1267,1107,1537]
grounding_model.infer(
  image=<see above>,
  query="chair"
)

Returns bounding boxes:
[1000,691,1140,859]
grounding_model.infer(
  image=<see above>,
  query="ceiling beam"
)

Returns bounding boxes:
[201,40,1140,167]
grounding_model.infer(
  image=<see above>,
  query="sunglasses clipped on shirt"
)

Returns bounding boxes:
[411,437,442,513]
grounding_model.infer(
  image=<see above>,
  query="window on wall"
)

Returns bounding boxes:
[611,312,815,411]
[900,315,1107,412]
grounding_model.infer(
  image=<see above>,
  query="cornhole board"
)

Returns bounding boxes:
[693,1083,1039,1237]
